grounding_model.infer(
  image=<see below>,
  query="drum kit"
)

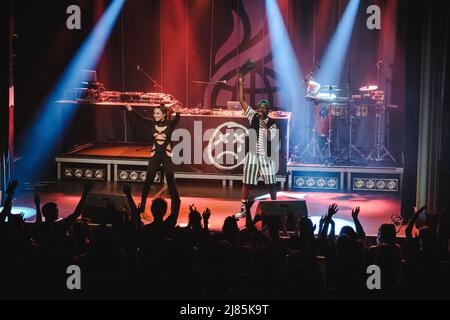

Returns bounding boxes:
[300,79,397,165]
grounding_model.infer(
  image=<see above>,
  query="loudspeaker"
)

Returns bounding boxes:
[83,193,128,224]
[256,200,309,231]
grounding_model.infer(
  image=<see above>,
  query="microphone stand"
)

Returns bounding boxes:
[192,80,227,85]
[137,66,163,91]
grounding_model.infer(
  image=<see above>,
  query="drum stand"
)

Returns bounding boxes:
[322,109,333,163]
[333,60,366,166]
[366,68,396,163]
[333,108,366,166]
[366,106,396,162]
[299,101,325,163]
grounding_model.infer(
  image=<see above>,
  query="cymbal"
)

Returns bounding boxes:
[359,85,378,92]
[322,85,341,89]
[319,87,342,92]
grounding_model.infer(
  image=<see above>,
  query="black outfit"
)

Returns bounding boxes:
[131,109,180,205]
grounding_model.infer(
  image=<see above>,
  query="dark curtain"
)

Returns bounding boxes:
[1,1,13,197]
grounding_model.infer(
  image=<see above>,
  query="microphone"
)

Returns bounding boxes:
[216,80,227,84]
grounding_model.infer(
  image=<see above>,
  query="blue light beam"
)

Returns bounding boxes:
[265,0,307,144]
[17,0,125,182]
[317,0,360,86]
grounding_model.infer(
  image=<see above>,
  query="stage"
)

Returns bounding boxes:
[10,179,404,238]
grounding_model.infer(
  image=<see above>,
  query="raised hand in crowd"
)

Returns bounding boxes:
[351,206,366,239]
[320,203,339,240]
[202,208,211,231]
[64,181,94,225]
[34,192,43,224]
[327,203,339,219]
[1,179,18,223]
[405,205,426,240]
[244,196,256,228]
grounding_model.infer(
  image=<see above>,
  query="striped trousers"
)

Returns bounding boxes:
[243,152,277,185]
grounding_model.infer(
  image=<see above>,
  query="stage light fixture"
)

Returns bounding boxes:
[295,177,305,187]
[95,170,104,179]
[354,179,364,189]
[85,169,94,179]
[316,178,326,188]
[64,169,73,178]
[306,178,315,188]
[365,180,375,189]
[129,171,139,181]
[327,178,337,189]
[75,169,84,178]
[376,180,386,190]
[140,172,147,181]
[387,180,397,190]
[119,171,129,181]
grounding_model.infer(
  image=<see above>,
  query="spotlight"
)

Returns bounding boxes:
[119,171,129,181]
[140,172,147,181]
[95,170,104,179]
[295,177,305,187]
[387,180,397,190]
[354,179,364,189]
[327,178,337,189]
[316,178,326,188]
[64,169,73,178]
[306,178,315,188]
[129,171,139,181]
[376,180,386,190]
[365,180,375,189]
[75,169,84,178]
[85,170,94,179]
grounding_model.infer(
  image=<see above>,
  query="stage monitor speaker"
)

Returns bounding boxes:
[83,193,128,224]
[256,200,309,231]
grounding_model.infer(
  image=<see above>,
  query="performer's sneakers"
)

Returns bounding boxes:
[235,211,246,219]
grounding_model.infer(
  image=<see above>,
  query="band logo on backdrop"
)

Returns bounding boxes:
[172,121,280,173]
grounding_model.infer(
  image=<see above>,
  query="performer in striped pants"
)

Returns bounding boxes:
[236,73,278,219]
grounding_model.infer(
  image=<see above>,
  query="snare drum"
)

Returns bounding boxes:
[330,104,346,117]
[355,105,369,117]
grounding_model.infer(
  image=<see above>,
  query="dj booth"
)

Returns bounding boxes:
[55,101,291,186]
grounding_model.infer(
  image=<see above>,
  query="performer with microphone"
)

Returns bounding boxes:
[235,65,279,219]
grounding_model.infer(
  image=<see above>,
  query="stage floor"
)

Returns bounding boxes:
[9,180,405,237]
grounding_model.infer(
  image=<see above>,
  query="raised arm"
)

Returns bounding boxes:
[125,103,154,123]
[122,184,143,227]
[64,182,94,225]
[165,195,181,229]
[171,112,181,128]
[202,208,211,233]
[320,203,339,241]
[405,206,425,240]
[0,180,18,224]
[351,206,366,240]
[34,193,43,224]
[238,74,250,113]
